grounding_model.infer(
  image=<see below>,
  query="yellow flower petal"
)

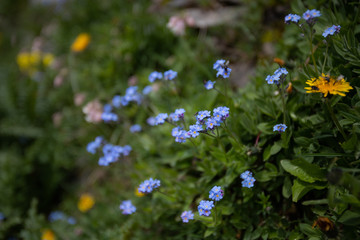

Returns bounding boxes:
[78,193,95,212]
[71,33,91,52]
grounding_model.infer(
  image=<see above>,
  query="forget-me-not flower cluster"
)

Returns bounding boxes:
[273,123,287,133]
[169,108,185,122]
[302,9,321,21]
[48,211,76,225]
[204,80,215,90]
[265,67,288,85]
[148,71,163,83]
[87,136,104,154]
[209,186,224,201]
[164,70,178,81]
[119,200,136,215]
[149,69,177,82]
[98,143,132,166]
[284,14,301,24]
[166,106,230,143]
[181,210,194,223]
[112,86,145,109]
[142,85,153,95]
[138,178,161,193]
[285,9,321,26]
[172,126,190,143]
[240,170,256,188]
[147,117,156,126]
[155,113,168,125]
[198,200,214,217]
[213,59,232,78]
[322,25,341,38]
[130,124,142,133]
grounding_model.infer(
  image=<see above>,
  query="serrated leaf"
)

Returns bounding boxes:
[281,159,326,183]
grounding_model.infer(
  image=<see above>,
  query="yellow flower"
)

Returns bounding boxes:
[42,229,56,240]
[16,51,54,76]
[42,53,55,67]
[305,73,353,97]
[78,193,95,212]
[71,33,91,52]
[135,188,145,197]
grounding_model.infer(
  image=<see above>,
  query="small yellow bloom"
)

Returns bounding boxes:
[135,188,145,197]
[71,33,91,52]
[16,51,54,76]
[78,193,95,212]
[305,73,353,97]
[42,53,55,67]
[42,229,56,240]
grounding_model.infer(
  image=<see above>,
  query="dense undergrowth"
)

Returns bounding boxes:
[0,0,360,239]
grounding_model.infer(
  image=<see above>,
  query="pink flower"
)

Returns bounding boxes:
[74,93,86,106]
[82,99,103,123]
[167,16,186,36]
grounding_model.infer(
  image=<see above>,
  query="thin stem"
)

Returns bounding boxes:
[322,43,329,74]
[189,138,200,156]
[279,82,286,124]
[214,203,217,226]
[309,26,319,76]
[181,118,187,129]
[214,87,226,97]
[157,190,176,200]
[202,132,216,138]
[216,127,228,162]
[224,78,228,99]
[223,121,242,146]
[165,120,177,127]
[325,98,347,140]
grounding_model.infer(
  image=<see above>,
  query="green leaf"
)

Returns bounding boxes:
[302,199,328,205]
[282,176,292,198]
[204,228,216,238]
[338,210,360,226]
[292,179,313,202]
[341,133,358,152]
[210,148,227,164]
[257,122,273,134]
[281,159,326,183]
[294,137,313,147]
[263,141,282,161]
[299,223,322,237]
[292,179,326,202]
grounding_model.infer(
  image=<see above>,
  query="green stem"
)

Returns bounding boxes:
[214,87,226,97]
[216,127,228,162]
[223,121,243,146]
[224,78,228,99]
[322,43,329,74]
[214,203,217,226]
[189,138,200,155]
[157,190,176,200]
[309,26,319,76]
[325,98,347,140]
[279,83,286,124]
[202,132,216,138]
[181,118,187,129]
